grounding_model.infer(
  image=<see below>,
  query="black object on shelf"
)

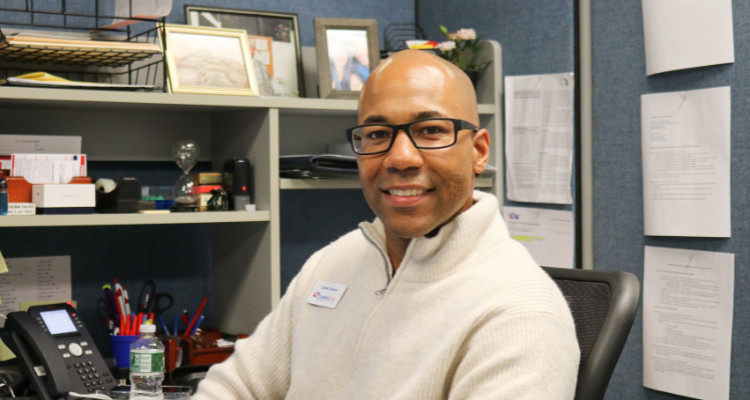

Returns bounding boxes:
[96,177,142,213]
[223,158,254,211]
[381,23,431,59]
[279,154,359,179]
[0,0,167,91]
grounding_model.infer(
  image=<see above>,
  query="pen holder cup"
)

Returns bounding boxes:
[110,335,139,368]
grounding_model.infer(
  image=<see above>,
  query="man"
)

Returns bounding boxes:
[193,50,580,399]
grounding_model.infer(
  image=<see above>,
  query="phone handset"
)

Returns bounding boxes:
[5,311,73,399]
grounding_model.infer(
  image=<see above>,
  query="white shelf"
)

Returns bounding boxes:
[0,87,497,115]
[0,210,271,227]
[280,177,494,190]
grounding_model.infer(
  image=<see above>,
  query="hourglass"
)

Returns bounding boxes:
[172,140,200,209]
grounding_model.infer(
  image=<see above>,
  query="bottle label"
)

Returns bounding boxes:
[130,351,164,373]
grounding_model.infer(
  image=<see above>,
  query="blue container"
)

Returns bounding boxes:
[110,335,139,368]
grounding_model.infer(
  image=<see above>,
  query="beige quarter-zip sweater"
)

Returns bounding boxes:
[193,191,580,399]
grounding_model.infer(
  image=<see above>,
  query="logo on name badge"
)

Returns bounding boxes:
[306,280,348,309]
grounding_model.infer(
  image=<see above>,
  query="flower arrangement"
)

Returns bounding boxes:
[436,26,489,72]
[275,23,291,42]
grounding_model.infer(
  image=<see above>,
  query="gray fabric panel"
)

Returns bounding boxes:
[593,1,750,398]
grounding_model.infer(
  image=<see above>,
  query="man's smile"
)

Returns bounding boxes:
[381,186,435,207]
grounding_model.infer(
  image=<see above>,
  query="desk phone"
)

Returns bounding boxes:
[0,303,117,400]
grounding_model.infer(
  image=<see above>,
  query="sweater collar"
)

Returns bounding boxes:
[359,190,510,283]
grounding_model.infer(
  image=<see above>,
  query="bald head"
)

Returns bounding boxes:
[358,50,479,125]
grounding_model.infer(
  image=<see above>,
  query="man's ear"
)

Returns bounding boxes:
[472,128,490,174]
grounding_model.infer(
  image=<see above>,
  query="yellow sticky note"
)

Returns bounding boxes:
[19,300,77,312]
[0,250,8,274]
[0,300,78,361]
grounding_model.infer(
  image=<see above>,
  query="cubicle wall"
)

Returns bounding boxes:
[592,2,750,399]
[418,0,579,262]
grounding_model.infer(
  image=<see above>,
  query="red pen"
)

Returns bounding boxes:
[185,297,208,336]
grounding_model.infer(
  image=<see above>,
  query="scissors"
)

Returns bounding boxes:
[137,280,174,318]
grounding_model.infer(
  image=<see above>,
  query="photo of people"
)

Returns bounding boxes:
[325,29,371,91]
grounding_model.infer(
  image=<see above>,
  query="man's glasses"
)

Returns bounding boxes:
[346,118,479,155]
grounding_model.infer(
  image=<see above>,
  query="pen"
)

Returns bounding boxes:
[185,297,208,336]
[123,286,131,315]
[190,316,205,335]
[158,316,170,335]
[173,314,179,336]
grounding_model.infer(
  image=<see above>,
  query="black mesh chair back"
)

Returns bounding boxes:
[542,267,640,400]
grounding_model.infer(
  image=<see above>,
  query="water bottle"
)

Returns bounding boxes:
[0,178,7,216]
[129,324,164,399]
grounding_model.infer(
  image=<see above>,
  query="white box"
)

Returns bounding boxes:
[32,184,95,208]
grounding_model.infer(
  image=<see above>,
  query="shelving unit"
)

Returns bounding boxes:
[0,40,503,335]
[0,211,271,227]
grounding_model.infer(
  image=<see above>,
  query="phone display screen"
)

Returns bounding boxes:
[39,309,77,335]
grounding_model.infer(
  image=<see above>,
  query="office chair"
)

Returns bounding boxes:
[542,267,640,400]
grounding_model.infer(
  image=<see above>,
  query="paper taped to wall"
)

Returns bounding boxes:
[504,73,574,204]
[0,256,72,328]
[641,86,731,237]
[643,246,734,400]
[503,206,574,269]
[642,0,734,75]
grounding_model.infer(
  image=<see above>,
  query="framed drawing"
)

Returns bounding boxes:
[185,6,305,98]
[160,24,259,96]
[314,18,379,100]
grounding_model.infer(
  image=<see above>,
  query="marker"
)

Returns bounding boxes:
[123,286,131,315]
[173,314,179,336]
[158,316,170,335]
[190,316,205,335]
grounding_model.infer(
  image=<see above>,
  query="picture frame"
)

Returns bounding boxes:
[160,24,259,96]
[185,6,305,98]
[314,18,380,100]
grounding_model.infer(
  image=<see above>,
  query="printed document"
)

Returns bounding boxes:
[504,73,574,204]
[641,87,730,237]
[643,246,734,400]
[0,135,81,155]
[503,206,574,269]
[642,0,734,76]
[0,256,72,328]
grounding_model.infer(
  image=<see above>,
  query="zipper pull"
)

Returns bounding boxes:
[375,288,387,296]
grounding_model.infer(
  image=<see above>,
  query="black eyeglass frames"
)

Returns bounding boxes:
[346,118,479,155]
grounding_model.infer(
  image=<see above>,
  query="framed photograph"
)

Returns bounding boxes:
[314,18,380,100]
[186,6,305,98]
[160,24,259,96]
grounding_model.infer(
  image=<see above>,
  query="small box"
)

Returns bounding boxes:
[32,184,95,208]
[195,172,222,185]
[8,203,35,215]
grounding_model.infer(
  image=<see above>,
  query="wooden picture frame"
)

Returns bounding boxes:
[185,6,305,98]
[159,24,259,96]
[314,18,379,100]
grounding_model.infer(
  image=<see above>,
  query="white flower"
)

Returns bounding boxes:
[456,28,476,40]
[436,41,456,52]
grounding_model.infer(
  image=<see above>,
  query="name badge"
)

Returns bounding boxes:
[306,280,348,309]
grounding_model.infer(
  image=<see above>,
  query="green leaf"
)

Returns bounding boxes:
[440,25,448,35]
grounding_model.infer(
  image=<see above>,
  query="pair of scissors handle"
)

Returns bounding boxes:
[138,281,157,314]
[96,299,109,322]
[149,293,174,317]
